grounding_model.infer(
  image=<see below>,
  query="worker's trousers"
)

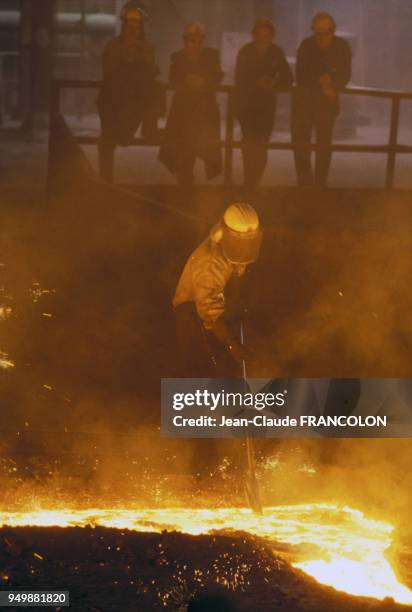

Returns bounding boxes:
[291,88,338,188]
[238,108,274,189]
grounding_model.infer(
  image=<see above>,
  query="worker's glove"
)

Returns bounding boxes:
[227,341,254,364]
[212,316,255,363]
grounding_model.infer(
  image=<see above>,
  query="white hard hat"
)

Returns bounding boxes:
[224,203,260,233]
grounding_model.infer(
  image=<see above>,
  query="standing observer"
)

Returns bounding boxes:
[97,1,161,183]
[291,12,352,187]
[159,23,223,187]
[235,18,293,190]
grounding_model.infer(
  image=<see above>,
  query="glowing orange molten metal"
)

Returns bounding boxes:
[0,503,411,605]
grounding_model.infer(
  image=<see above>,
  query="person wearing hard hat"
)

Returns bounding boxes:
[97,1,161,182]
[173,203,262,377]
[291,12,352,187]
[235,18,293,189]
[159,23,223,186]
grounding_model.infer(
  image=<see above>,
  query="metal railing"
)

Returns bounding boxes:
[50,79,412,188]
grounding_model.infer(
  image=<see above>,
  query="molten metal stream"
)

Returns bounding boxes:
[0,503,411,605]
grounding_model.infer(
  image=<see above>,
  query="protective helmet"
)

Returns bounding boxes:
[253,17,275,35]
[312,12,336,34]
[183,22,205,38]
[221,203,262,265]
[121,1,148,22]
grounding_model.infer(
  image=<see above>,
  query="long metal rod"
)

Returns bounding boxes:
[240,321,262,514]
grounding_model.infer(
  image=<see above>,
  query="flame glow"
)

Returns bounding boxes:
[0,350,14,370]
[0,503,411,605]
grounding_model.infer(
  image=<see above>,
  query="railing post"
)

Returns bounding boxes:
[51,80,61,117]
[385,95,400,189]
[47,80,61,200]
[224,89,235,187]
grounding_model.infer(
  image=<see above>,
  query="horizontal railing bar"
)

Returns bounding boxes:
[74,134,412,154]
[52,79,412,100]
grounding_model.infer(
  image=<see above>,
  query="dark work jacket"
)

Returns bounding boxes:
[234,42,293,117]
[295,35,351,115]
[159,47,223,179]
[97,35,159,143]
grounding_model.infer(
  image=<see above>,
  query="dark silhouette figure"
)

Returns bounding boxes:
[235,18,293,189]
[97,2,160,182]
[292,12,352,187]
[159,23,223,186]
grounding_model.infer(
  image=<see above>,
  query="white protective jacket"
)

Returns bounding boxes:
[173,224,245,330]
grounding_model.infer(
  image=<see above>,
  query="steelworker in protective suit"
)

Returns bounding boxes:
[97,1,161,182]
[291,12,352,187]
[173,203,262,377]
[235,18,293,189]
[159,23,223,186]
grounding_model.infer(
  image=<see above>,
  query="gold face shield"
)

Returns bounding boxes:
[221,225,263,265]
